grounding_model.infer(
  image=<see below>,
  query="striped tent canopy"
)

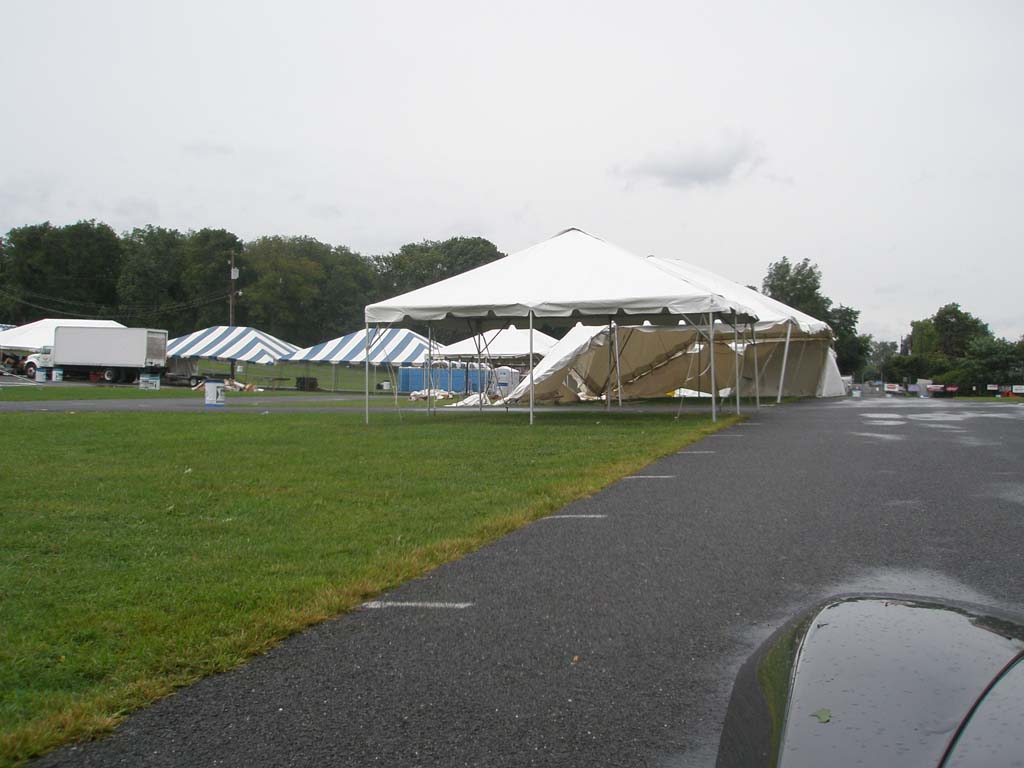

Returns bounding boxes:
[280,327,436,365]
[167,326,299,365]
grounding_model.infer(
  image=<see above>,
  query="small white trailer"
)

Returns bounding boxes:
[25,327,168,383]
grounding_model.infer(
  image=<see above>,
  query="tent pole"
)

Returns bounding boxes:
[709,313,717,422]
[476,322,483,413]
[332,362,337,393]
[529,311,535,425]
[752,324,761,409]
[613,321,623,407]
[606,319,612,411]
[364,323,370,425]
[777,322,792,403]
[733,311,740,415]
[427,324,433,415]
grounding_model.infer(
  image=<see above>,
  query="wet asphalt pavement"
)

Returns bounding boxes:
[29,396,1024,767]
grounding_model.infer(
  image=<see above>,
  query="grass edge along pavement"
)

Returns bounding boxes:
[0,409,740,766]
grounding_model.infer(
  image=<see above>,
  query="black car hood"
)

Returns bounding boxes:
[717,595,1024,768]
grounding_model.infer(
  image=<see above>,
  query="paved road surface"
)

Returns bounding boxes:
[32,397,1024,767]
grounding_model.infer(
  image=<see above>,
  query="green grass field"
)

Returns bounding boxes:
[0,409,736,765]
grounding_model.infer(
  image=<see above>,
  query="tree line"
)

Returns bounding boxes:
[865,303,1024,391]
[13,220,990,382]
[0,221,504,345]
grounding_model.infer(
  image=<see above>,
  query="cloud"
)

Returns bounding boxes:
[628,135,764,189]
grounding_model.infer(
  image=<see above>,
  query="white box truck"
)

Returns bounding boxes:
[25,327,168,383]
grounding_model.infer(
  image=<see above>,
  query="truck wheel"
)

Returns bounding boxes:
[102,368,118,383]
[189,376,202,388]
[24,362,37,378]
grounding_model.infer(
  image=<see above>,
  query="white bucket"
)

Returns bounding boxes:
[204,380,226,407]
[35,368,48,383]
[51,368,63,382]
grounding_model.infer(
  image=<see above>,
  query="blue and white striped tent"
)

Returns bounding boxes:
[167,326,299,365]
[280,327,436,366]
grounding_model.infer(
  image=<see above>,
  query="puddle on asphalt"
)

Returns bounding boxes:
[850,432,906,441]
[983,482,1024,506]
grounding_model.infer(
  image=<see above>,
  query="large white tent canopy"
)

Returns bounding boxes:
[438,325,557,360]
[0,318,125,351]
[366,228,760,328]
[363,227,847,422]
[280,327,436,365]
[167,326,298,365]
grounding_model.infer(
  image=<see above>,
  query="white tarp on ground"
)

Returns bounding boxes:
[365,228,761,327]
[0,318,125,351]
[280,327,437,365]
[167,326,298,365]
[505,323,846,403]
[438,324,558,360]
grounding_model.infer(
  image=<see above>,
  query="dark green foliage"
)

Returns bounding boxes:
[0,221,504,345]
[761,257,832,322]
[761,257,870,376]
[0,220,121,324]
[372,236,503,296]
[885,305,1021,389]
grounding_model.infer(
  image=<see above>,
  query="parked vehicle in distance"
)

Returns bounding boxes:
[24,327,168,383]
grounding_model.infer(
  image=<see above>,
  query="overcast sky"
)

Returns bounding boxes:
[2,1,1021,342]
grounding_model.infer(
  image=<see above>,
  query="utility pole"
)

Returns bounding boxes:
[228,254,239,380]
[229,253,238,326]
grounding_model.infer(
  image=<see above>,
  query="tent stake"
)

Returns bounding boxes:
[709,313,717,422]
[529,311,535,425]
[777,322,792,403]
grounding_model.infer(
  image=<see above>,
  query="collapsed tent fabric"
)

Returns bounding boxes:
[365,228,760,327]
[505,322,845,404]
[280,327,436,365]
[438,324,557,360]
[167,326,298,365]
[0,318,125,351]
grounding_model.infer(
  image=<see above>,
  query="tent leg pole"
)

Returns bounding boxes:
[777,323,792,403]
[529,311,535,426]
[709,313,717,422]
[752,324,760,409]
[733,311,740,415]
[427,324,433,415]
[614,322,623,407]
[606,319,612,411]
[364,324,370,425]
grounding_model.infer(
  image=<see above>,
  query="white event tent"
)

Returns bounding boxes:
[365,228,764,423]
[0,318,125,352]
[438,325,557,361]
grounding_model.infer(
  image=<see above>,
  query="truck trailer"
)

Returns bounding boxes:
[25,327,168,383]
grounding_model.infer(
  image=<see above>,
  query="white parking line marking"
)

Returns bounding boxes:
[709,433,744,437]
[544,514,608,519]
[362,601,473,610]
[678,450,716,454]
[624,475,676,479]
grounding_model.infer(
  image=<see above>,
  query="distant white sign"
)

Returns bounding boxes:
[884,383,900,392]
[1013,385,1024,394]
[987,384,999,391]
[138,373,161,391]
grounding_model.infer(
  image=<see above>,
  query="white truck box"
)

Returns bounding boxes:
[53,327,168,368]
